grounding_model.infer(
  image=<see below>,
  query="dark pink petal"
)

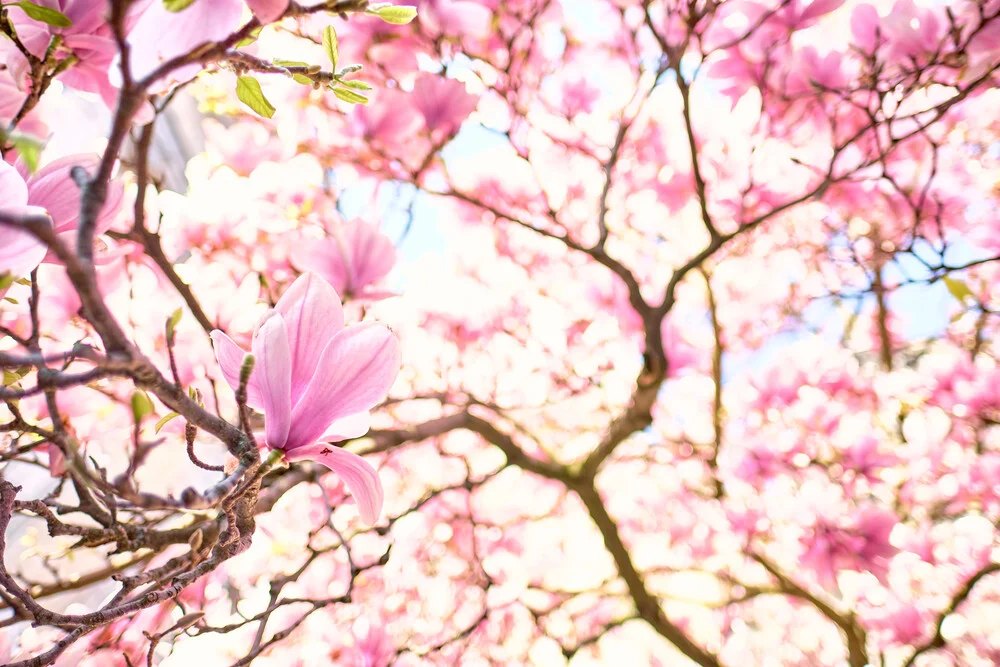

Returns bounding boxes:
[283,442,384,525]
[252,313,292,449]
[275,272,345,402]
[209,330,264,410]
[286,322,400,449]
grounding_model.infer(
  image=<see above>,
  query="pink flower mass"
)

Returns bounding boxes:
[1,0,1000,665]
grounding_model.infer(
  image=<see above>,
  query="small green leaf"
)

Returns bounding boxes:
[154,412,181,434]
[339,79,372,91]
[9,1,72,27]
[162,0,197,11]
[235,26,263,48]
[274,59,314,85]
[366,4,418,25]
[0,274,14,292]
[331,86,369,105]
[166,308,183,342]
[235,76,276,119]
[131,391,155,422]
[322,25,338,71]
[10,135,43,172]
[942,276,975,304]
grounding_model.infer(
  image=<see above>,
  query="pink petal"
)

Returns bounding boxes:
[252,313,292,449]
[124,0,243,88]
[274,272,345,401]
[0,209,49,278]
[209,330,264,410]
[27,154,124,234]
[0,160,28,206]
[320,411,373,442]
[283,443,384,525]
[286,322,400,449]
[246,0,290,23]
[348,221,397,291]
[289,240,350,295]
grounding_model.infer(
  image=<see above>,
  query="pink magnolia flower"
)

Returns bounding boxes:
[4,0,124,105]
[560,77,601,117]
[289,221,397,300]
[411,73,479,134]
[0,160,48,280]
[800,506,899,588]
[123,0,243,90]
[19,154,124,262]
[419,0,493,40]
[351,89,422,146]
[210,273,401,524]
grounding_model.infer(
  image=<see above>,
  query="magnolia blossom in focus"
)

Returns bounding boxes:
[211,273,400,524]
[290,220,398,300]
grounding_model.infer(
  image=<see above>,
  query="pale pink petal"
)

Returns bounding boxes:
[286,322,400,449]
[209,330,264,410]
[274,272,345,401]
[124,0,243,89]
[283,443,384,525]
[355,287,400,302]
[348,221,396,290]
[289,240,350,295]
[252,314,292,449]
[0,210,49,279]
[411,73,478,132]
[0,160,29,206]
[320,411,373,442]
[246,0,289,23]
[850,3,880,52]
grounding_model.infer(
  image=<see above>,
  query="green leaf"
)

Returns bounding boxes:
[942,276,975,304]
[234,26,263,48]
[0,274,14,292]
[339,79,372,91]
[331,86,369,105]
[322,25,338,71]
[274,59,314,85]
[10,135,43,173]
[131,391,155,423]
[154,412,181,434]
[9,1,72,27]
[162,0,197,11]
[235,76,276,119]
[166,308,183,342]
[366,4,418,25]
